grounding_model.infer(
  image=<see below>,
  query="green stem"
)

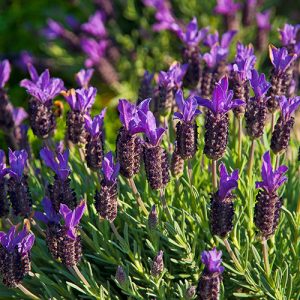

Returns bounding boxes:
[128,178,148,215]
[212,160,217,191]
[72,265,90,288]
[238,117,243,164]
[271,113,275,133]
[247,139,255,179]
[160,189,173,221]
[110,221,125,244]
[223,238,244,273]
[275,154,280,170]
[262,237,271,277]
[18,284,40,300]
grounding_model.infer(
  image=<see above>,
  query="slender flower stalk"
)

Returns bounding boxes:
[7,149,32,217]
[20,64,64,138]
[214,0,240,30]
[62,87,97,145]
[242,0,257,26]
[197,248,224,300]
[256,11,271,51]
[151,250,164,277]
[40,145,77,212]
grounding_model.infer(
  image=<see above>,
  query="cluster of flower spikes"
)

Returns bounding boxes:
[35,198,86,266]
[0,60,30,152]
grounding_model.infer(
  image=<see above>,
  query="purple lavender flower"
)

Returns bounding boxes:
[278,24,300,51]
[204,30,237,49]
[81,38,108,68]
[218,163,239,200]
[201,248,224,273]
[20,64,64,104]
[151,250,164,277]
[40,147,70,181]
[43,19,65,40]
[85,109,106,138]
[81,11,107,38]
[232,55,256,82]
[143,0,179,32]
[7,149,28,179]
[0,150,7,178]
[0,60,11,89]
[215,0,240,16]
[278,96,300,122]
[197,76,245,115]
[35,197,60,224]
[0,150,9,217]
[255,151,288,194]
[12,107,28,127]
[250,69,271,98]
[59,200,86,240]
[235,42,255,62]
[62,87,97,112]
[102,152,120,184]
[138,110,166,146]
[177,17,208,47]
[174,90,201,122]
[269,46,297,74]
[256,10,271,30]
[75,68,94,88]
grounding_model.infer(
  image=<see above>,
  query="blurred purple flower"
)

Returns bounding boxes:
[173,89,201,122]
[12,107,28,127]
[215,0,241,16]
[85,108,106,138]
[75,69,94,88]
[269,46,297,74]
[0,150,7,178]
[0,226,35,255]
[81,38,108,67]
[7,149,28,179]
[177,17,208,47]
[196,76,245,115]
[102,152,120,183]
[43,19,65,40]
[204,30,237,48]
[0,60,11,89]
[62,87,97,112]
[250,70,271,98]
[59,201,86,240]
[81,11,107,38]
[118,98,150,134]
[255,151,288,194]
[236,42,255,62]
[35,197,60,224]
[278,24,300,55]
[278,96,300,122]
[218,163,239,200]
[40,147,70,181]
[20,64,64,104]
[256,10,271,30]
[201,248,224,273]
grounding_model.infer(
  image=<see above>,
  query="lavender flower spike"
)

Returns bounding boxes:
[12,107,28,127]
[35,197,60,225]
[256,11,271,30]
[40,147,70,181]
[0,60,11,89]
[0,150,9,217]
[278,24,300,52]
[269,45,297,74]
[8,149,28,179]
[278,96,300,123]
[59,200,86,240]
[250,70,271,98]
[218,164,239,200]
[75,68,94,88]
[215,0,240,16]
[81,11,107,38]
[85,109,106,138]
[255,151,288,194]
[197,248,224,299]
[102,152,120,184]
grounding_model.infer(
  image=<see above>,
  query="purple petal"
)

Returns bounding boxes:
[0,60,11,88]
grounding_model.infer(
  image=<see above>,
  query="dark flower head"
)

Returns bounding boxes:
[201,248,224,273]
[85,108,106,138]
[118,98,150,134]
[218,163,239,200]
[115,266,127,285]
[232,55,256,81]
[43,19,65,40]
[0,150,7,178]
[214,0,241,16]
[0,59,11,89]
[81,11,107,38]
[59,200,86,240]
[81,38,108,68]
[158,62,188,90]
[173,89,201,122]
[256,10,271,30]
[8,149,28,179]
[20,64,65,104]
[62,87,97,112]
[40,147,70,181]
[269,45,297,74]
[255,151,288,194]
[75,68,94,88]
[177,17,208,47]
[35,197,60,224]
[278,24,300,48]
[12,107,28,127]
[250,70,271,98]
[102,152,120,184]
[278,96,300,122]
[0,225,35,255]
[143,0,180,32]
[138,110,165,146]
[141,70,154,85]
[196,76,245,116]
